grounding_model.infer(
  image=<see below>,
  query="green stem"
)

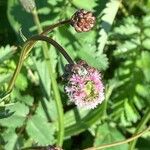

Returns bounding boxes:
[41,19,71,35]
[129,108,150,150]
[7,8,72,146]
[8,36,66,146]
[7,41,35,92]
[32,8,64,146]
[28,35,74,64]
[32,8,55,84]
[84,126,150,150]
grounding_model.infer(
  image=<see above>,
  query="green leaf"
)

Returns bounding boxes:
[137,51,150,82]
[3,128,19,150]
[97,0,121,54]
[71,0,97,10]
[77,50,109,70]
[15,73,28,91]
[12,90,34,106]
[26,115,55,145]
[136,84,150,104]
[33,58,51,98]
[124,99,139,123]
[142,39,150,50]
[7,0,52,36]
[94,123,128,150]
[64,103,105,137]
[0,45,16,63]
[0,102,29,128]
[0,74,11,85]
[36,98,58,122]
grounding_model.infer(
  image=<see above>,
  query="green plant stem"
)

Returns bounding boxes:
[7,42,33,92]
[84,126,150,150]
[32,8,55,84]
[32,8,64,146]
[129,107,150,150]
[28,35,74,64]
[7,8,72,147]
[7,35,74,93]
[7,15,70,92]
[7,36,68,146]
[41,19,71,35]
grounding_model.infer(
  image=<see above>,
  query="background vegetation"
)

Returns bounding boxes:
[0,0,150,150]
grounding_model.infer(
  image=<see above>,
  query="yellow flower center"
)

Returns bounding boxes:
[84,81,97,101]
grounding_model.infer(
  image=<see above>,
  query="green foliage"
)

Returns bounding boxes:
[97,0,121,54]
[0,0,150,150]
[26,115,55,145]
[109,14,150,127]
[94,123,128,150]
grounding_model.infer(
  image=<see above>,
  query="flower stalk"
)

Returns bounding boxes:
[84,126,150,150]
[129,108,150,150]
[8,6,72,146]
[7,7,96,146]
[7,35,74,146]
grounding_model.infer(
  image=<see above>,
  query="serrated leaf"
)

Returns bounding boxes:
[124,100,139,123]
[77,50,109,70]
[12,90,34,106]
[36,98,58,122]
[3,128,19,150]
[26,115,55,145]
[0,45,16,63]
[97,0,121,54]
[136,84,150,103]
[0,102,29,128]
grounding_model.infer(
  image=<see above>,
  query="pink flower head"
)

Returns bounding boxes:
[63,61,104,109]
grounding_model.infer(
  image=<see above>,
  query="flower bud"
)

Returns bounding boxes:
[71,9,96,32]
[63,61,104,109]
[19,0,35,13]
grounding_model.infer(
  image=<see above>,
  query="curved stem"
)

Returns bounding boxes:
[31,8,65,146]
[41,19,71,35]
[28,35,74,64]
[7,35,74,146]
[84,126,150,150]
[8,18,71,92]
[7,10,71,146]
[129,108,150,150]
[7,41,35,92]
[7,35,74,92]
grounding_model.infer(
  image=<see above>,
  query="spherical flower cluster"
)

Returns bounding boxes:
[71,9,96,32]
[64,61,104,109]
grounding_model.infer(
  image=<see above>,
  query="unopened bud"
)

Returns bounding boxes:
[71,9,96,32]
